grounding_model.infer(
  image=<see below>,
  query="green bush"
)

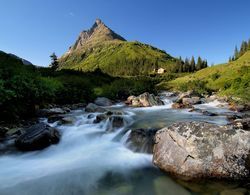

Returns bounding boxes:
[211,72,220,81]
[95,77,157,99]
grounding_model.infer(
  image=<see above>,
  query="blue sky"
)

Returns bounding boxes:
[0,0,250,66]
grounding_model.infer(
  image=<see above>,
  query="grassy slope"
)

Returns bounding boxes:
[160,51,250,102]
[59,41,177,76]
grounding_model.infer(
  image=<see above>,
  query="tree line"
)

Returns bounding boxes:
[175,56,208,73]
[229,39,250,61]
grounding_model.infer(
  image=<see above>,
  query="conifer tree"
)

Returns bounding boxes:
[184,58,190,72]
[196,56,203,70]
[190,56,196,72]
[50,52,59,70]
[234,46,239,60]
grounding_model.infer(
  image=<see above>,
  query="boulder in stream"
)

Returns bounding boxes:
[85,103,107,113]
[36,108,66,117]
[126,92,164,107]
[126,128,158,153]
[172,103,193,109]
[153,122,250,180]
[94,97,113,106]
[15,123,60,151]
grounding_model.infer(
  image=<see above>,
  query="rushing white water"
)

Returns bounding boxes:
[0,94,237,195]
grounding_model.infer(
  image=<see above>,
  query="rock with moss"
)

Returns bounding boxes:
[153,122,250,180]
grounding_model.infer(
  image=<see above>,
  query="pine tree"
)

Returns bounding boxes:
[184,58,190,72]
[190,56,196,72]
[176,57,183,73]
[240,41,248,56]
[196,56,203,70]
[203,60,208,68]
[234,46,239,60]
[50,52,59,70]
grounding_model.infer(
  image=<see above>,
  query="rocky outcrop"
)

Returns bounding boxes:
[85,103,107,113]
[126,92,164,107]
[15,123,60,151]
[65,19,126,55]
[153,122,250,180]
[126,128,158,153]
[94,97,113,106]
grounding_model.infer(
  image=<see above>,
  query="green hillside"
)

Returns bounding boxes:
[0,50,157,121]
[160,51,250,102]
[59,40,177,76]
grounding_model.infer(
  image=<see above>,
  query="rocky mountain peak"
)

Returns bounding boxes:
[95,18,102,26]
[65,19,126,55]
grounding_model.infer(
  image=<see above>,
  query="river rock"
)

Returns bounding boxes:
[94,97,113,106]
[182,97,201,105]
[176,91,199,103]
[85,103,107,113]
[153,122,250,180]
[172,103,193,109]
[0,127,9,138]
[126,92,164,107]
[47,115,64,123]
[94,113,109,123]
[109,116,124,129]
[232,118,250,130]
[94,111,123,124]
[37,108,66,117]
[126,128,158,153]
[188,108,218,116]
[61,117,75,124]
[15,123,60,151]
[229,103,250,112]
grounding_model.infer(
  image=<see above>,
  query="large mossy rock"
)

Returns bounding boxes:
[15,123,60,151]
[126,92,164,107]
[153,122,250,180]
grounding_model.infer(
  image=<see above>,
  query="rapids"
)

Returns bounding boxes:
[0,94,242,195]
